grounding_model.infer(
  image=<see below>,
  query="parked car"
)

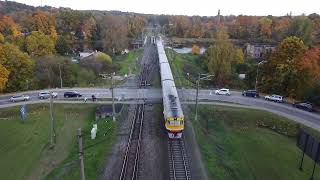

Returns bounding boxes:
[10,95,30,102]
[215,88,231,96]
[264,94,283,103]
[38,91,58,99]
[64,91,82,98]
[293,102,313,112]
[242,90,259,97]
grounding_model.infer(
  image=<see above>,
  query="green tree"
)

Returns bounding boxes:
[261,36,307,97]
[288,17,313,46]
[0,44,33,92]
[80,52,112,75]
[26,31,56,57]
[33,55,77,88]
[206,27,235,86]
[55,35,71,55]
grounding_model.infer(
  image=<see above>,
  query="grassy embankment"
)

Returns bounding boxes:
[0,104,116,180]
[113,49,143,75]
[165,48,204,88]
[188,105,320,180]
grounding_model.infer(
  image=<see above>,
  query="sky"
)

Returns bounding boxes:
[7,0,320,16]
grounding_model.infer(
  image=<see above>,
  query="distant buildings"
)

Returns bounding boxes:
[245,44,275,59]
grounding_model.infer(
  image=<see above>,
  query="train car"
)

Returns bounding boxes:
[156,37,184,139]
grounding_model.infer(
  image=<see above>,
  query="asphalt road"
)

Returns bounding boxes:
[1,88,320,130]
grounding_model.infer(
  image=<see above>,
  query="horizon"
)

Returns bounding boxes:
[3,0,320,17]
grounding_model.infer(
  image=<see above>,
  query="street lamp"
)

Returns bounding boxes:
[255,61,267,91]
[195,73,214,122]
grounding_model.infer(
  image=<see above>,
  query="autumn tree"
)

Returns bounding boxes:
[100,16,128,54]
[0,15,21,39]
[26,31,56,56]
[0,44,33,91]
[233,48,244,64]
[30,11,57,40]
[191,44,200,55]
[0,33,4,43]
[0,64,9,92]
[261,36,307,97]
[128,16,146,38]
[258,17,272,38]
[299,47,320,85]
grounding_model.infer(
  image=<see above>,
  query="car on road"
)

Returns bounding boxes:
[64,91,82,98]
[10,95,30,102]
[38,91,58,99]
[215,88,231,96]
[264,94,283,103]
[242,90,259,97]
[293,102,313,112]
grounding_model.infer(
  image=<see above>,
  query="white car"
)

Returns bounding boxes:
[215,88,231,96]
[264,94,283,103]
[10,95,30,102]
[38,91,58,99]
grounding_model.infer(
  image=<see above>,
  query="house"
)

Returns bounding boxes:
[246,44,275,59]
[95,104,123,120]
[79,51,96,59]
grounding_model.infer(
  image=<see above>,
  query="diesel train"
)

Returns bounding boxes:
[156,37,185,138]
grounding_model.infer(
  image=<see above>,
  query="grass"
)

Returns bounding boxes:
[113,49,143,75]
[0,104,116,180]
[165,48,205,88]
[188,105,320,180]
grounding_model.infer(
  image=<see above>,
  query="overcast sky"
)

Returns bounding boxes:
[7,0,320,16]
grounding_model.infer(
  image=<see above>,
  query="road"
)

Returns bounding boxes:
[1,88,320,130]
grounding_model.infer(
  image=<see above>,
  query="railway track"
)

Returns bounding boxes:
[168,139,191,180]
[119,104,145,180]
[119,37,154,180]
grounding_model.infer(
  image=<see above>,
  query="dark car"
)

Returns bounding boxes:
[64,91,82,98]
[242,90,259,97]
[293,102,313,112]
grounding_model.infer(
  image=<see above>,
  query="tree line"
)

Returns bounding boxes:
[157,14,320,46]
[0,4,146,92]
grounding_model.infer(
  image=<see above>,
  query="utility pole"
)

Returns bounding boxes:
[194,73,214,122]
[77,128,85,180]
[255,61,266,91]
[100,73,116,121]
[111,72,115,122]
[59,64,63,88]
[195,73,200,121]
[49,92,55,148]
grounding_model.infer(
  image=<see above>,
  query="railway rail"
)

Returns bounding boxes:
[168,139,191,180]
[119,36,154,180]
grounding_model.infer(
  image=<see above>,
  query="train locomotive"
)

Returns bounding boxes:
[156,37,184,139]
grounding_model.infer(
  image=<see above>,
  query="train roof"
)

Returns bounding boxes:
[156,37,184,118]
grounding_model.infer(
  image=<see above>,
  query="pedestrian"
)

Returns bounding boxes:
[84,97,88,102]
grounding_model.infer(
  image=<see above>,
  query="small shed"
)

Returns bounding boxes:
[95,104,123,120]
